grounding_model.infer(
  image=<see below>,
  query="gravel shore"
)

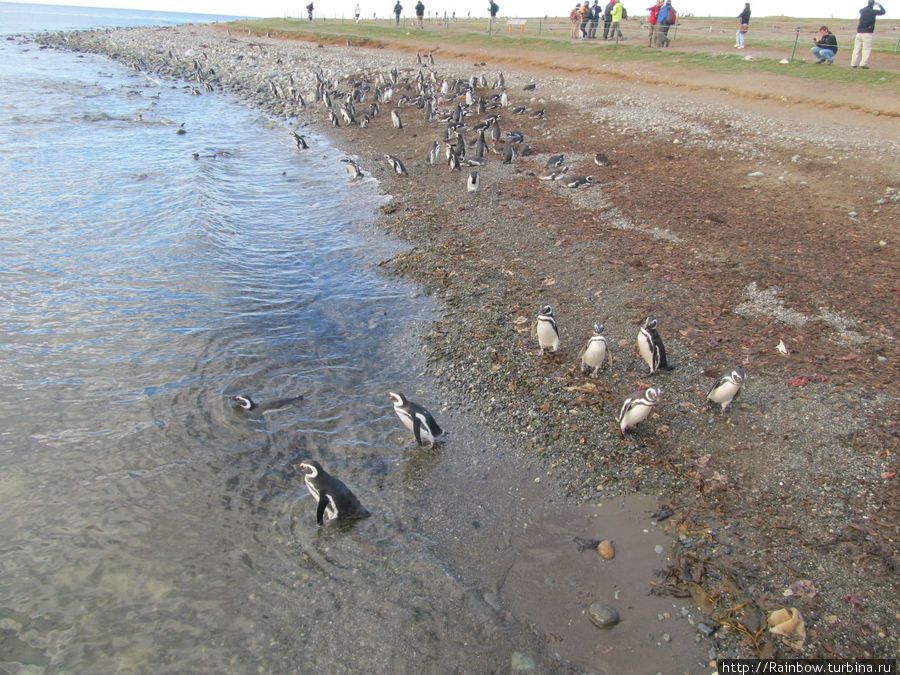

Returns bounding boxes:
[33,23,899,664]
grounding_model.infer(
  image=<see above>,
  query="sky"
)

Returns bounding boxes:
[10,0,897,22]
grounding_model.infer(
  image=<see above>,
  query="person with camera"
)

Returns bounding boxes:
[850,0,886,69]
[811,25,838,64]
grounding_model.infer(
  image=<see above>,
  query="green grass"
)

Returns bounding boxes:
[226,17,898,90]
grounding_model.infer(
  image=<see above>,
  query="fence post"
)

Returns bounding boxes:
[894,34,900,53]
[538,20,542,35]
[789,26,800,61]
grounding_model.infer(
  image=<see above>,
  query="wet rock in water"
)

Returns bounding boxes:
[588,603,619,629]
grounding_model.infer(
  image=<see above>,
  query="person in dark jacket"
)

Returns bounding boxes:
[489,1,499,17]
[735,2,750,48]
[414,0,424,27]
[393,0,403,23]
[850,0,886,68]
[589,0,600,37]
[811,25,838,64]
[579,1,591,37]
[602,0,615,38]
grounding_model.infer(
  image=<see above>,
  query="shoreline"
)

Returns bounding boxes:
[32,23,899,665]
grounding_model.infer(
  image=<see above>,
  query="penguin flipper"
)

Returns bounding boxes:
[316,494,329,525]
[412,415,424,445]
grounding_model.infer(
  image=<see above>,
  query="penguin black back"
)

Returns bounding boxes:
[298,461,370,526]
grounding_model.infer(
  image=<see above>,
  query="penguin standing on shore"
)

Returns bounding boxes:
[706,368,745,413]
[388,391,446,447]
[298,461,370,526]
[391,108,402,129]
[290,131,308,150]
[384,154,408,175]
[579,323,612,378]
[532,304,560,354]
[636,316,669,374]
[617,386,661,436]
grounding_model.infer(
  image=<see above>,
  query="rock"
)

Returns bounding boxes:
[510,651,536,671]
[597,540,615,560]
[588,603,619,629]
[697,622,717,637]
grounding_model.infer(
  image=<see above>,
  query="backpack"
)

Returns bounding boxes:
[664,7,676,24]
[570,8,578,19]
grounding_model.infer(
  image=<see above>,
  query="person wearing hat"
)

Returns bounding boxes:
[602,0,615,38]
[811,25,838,64]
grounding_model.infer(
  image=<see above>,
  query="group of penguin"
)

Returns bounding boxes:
[230,390,444,527]
[533,306,745,437]
[287,55,608,194]
[267,61,746,527]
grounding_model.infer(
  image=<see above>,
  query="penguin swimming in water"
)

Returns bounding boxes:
[532,304,560,354]
[298,461,370,526]
[290,131,308,150]
[617,386,661,436]
[231,394,304,414]
[706,368,745,413]
[636,316,669,374]
[388,391,446,447]
[579,323,612,378]
[384,154,408,175]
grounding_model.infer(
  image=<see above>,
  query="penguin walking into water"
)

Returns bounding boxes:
[388,391,446,447]
[391,109,402,129]
[342,158,364,179]
[298,461,370,526]
[706,368,745,413]
[467,169,480,193]
[290,131,308,150]
[579,323,612,378]
[231,394,304,414]
[636,316,669,374]
[532,304,560,354]
[617,386,661,436]
[384,154,408,175]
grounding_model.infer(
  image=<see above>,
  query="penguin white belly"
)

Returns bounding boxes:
[637,333,654,371]
[582,339,607,371]
[709,381,740,408]
[536,320,559,352]
[619,402,653,432]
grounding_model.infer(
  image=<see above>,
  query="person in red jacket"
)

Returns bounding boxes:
[647,0,662,47]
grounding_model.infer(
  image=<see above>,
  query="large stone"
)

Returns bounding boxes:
[588,603,619,629]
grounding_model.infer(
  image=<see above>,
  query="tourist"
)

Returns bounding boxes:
[850,0,886,68]
[647,0,662,47]
[306,2,313,20]
[602,0,615,38]
[735,2,750,49]
[415,0,424,27]
[655,0,674,47]
[354,3,361,22]
[610,0,626,40]
[811,25,838,64]
[580,1,591,37]
[589,0,600,37]
[394,0,402,24]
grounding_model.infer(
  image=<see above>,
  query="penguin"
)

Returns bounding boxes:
[561,174,593,188]
[538,166,568,181]
[298,461,370,526]
[545,153,566,168]
[328,109,340,127]
[391,109,402,129]
[501,141,517,165]
[231,394,304,414]
[500,90,509,107]
[706,368,745,413]
[579,323,612,378]
[342,158,364,179]
[290,130,308,150]
[532,304,560,354]
[636,316,669,374]
[387,391,446,447]
[448,150,461,172]
[384,154,408,175]
[340,106,356,125]
[428,140,440,166]
[617,386,661,436]
[523,83,537,91]
[594,152,610,166]
[467,169,480,193]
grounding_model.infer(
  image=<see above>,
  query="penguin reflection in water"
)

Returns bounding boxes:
[298,461,370,526]
[388,391,446,447]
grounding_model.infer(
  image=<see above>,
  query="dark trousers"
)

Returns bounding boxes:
[589,19,599,37]
[602,18,611,38]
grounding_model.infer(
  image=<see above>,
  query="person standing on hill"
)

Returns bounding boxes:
[655,0,674,46]
[580,1,591,37]
[394,0,402,23]
[589,0,601,37]
[354,3,361,22]
[610,0,626,39]
[602,0,615,38]
[647,0,662,47]
[735,2,750,48]
[850,0,886,68]
[415,0,424,27]
[306,2,314,20]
